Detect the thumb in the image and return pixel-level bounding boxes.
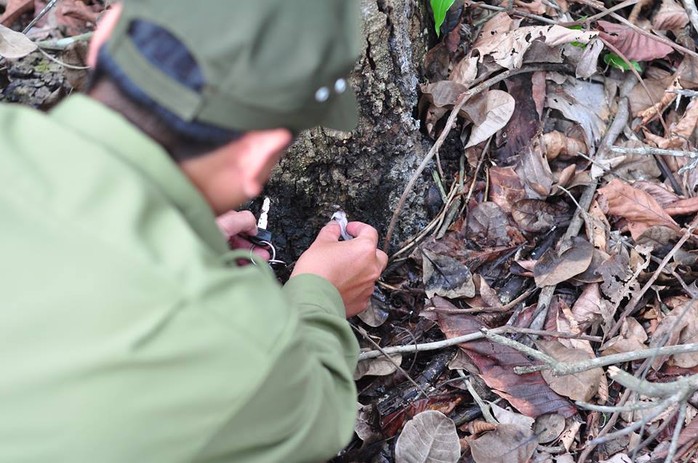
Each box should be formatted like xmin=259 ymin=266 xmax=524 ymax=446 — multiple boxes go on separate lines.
xmin=315 ymin=221 xmax=342 ymax=242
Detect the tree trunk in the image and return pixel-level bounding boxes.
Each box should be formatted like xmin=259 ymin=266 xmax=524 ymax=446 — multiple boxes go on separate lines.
xmin=265 ymin=0 xmax=434 ymax=261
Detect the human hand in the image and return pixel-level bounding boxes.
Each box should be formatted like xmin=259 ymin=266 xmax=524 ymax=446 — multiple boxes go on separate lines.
xmin=216 ymin=210 xmax=270 ymax=261
xmin=291 ymin=221 xmax=388 ymax=317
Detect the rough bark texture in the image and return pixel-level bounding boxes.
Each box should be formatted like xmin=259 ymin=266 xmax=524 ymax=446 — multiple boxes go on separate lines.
xmin=264 ymin=0 xmax=434 ymax=261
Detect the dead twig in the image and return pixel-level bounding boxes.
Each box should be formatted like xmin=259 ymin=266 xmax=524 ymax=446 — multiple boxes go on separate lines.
xmin=481 ymin=330 xmax=698 ymax=375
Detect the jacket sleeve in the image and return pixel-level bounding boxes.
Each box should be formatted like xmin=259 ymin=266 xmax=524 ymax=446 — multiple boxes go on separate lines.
xmin=195 ymin=273 xmax=359 ymax=463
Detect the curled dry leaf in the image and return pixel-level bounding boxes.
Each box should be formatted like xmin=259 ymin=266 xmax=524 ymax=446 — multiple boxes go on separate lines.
xmin=597 ymin=178 xmax=680 ymax=240
xmin=469 ymin=423 xmax=537 ymax=463
xmin=0 ymin=23 xmax=37 ymax=59
xmin=597 ymin=20 xmax=673 ymax=61
xmin=354 ymin=354 xmax=402 ymax=380
xmin=575 ymin=38 xmax=604 ymax=78
xmin=463 ymin=90 xmax=516 ymax=148
xmin=533 ymin=236 xmax=593 ymax=287
xmin=537 ymin=339 xmax=603 ymax=402
xmin=542 ymin=130 xmax=587 ymax=161
xmin=394 ymin=410 xmax=461 ymax=463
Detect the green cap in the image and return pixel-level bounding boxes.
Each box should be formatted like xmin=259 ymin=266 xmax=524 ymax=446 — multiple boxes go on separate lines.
xmin=104 ymin=0 xmax=361 ymax=133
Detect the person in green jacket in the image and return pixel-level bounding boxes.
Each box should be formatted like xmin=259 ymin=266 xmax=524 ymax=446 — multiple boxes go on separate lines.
xmin=0 ymin=1 xmax=388 ymax=462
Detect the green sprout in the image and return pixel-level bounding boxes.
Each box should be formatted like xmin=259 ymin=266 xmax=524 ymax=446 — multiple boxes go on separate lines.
xmin=603 ymin=53 xmax=642 ymax=72
xmin=430 ymin=0 xmax=456 ymax=37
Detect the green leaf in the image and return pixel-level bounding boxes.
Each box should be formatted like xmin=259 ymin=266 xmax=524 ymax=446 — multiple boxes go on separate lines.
xmin=431 ymin=0 xmax=457 ymax=37
xmin=603 ymin=53 xmax=642 ymax=72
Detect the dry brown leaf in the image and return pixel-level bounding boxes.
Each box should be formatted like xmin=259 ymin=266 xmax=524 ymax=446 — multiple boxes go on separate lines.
xmin=466 ymin=202 xmax=513 ymax=247
xmin=0 ymin=23 xmax=37 ymax=59
xmin=652 ymin=0 xmax=689 ymax=30
xmin=473 ymin=12 xmax=518 ymax=49
xmin=601 ymin=317 xmax=648 ymax=356
xmin=571 ymin=283 xmax=606 ymax=328
xmin=422 ymin=248 xmax=476 ymax=299
xmin=546 ymin=77 xmax=609 ymax=149
xmin=434 ymin=298 xmax=577 ymax=418
xmin=633 ymin=181 xmax=679 ymax=208
xmin=469 ymin=424 xmax=537 ymax=463
xmin=596 ymin=252 xmax=634 ymax=306
xmin=473 ymin=19 xmax=598 ymax=70
xmin=463 ymin=90 xmax=516 ymax=148
xmin=516 ymin=144 xmax=554 ymax=198
xmin=597 ymin=178 xmax=681 ymax=239
xmin=489 ymin=166 xmax=526 ymax=214
xmin=533 ymin=413 xmax=566 ymax=444
xmin=491 ymin=403 xmax=535 ymax=430
xmin=597 ymin=20 xmax=674 ymax=61
xmin=533 ymin=236 xmax=593 ymax=287
xmin=450 ymin=56 xmax=478 ymax=87
xmin=670 ymin=97 xmax=698 ymax=140
xmin=537 ymin=340 xmax=603 ymax=402
xmin=542 ymin=131 xmax=587 ymax=161
xmin=650 ymin=299 xmax=698 ymax=369
xmin=511 ymin=199 xmax=571 ymax=234
xmin=665 ymin=196 xmax=698 ymax=216
xmin=627 ymin=67 xmax=674 ymax=116
xmin=394 ymin=411 xmax=461 ymax=463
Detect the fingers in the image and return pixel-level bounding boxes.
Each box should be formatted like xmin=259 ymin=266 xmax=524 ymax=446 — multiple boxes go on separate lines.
xmin=376 ymin=249 xmax=389 ymax=271
xmin=217 ymin=210 xmax=257 ymax=237
xmin=315 ymin=221 xmax=342 ymax=242
xmin=228 ymin=236 xmax=271 ymax=261
xmin=346 ymin=221 xmax=379 ymax=244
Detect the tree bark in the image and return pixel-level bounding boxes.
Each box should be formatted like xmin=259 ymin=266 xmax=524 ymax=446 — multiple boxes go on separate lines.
xmin=265 ymin=0 xmax=434 ymax=260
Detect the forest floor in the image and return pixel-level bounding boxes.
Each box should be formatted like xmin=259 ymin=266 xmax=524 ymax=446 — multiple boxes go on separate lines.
xmin=2 ymin=1 xmax=698 ymax=462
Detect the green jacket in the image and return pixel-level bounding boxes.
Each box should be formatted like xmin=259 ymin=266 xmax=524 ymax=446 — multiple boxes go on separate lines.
xmin=0 ymin=95 xmax=359 ymax=463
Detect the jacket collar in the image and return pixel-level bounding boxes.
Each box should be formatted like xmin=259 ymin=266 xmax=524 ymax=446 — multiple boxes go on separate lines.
xmin=50 ymin=94 xmax=229 ymax=255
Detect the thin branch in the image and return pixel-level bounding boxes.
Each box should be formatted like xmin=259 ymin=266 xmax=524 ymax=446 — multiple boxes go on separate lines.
xmin=358 ymin=327 xmax=506 ymax=361
xmin=481 ymin=330 xmax=698 ymax=376
xmin=609 ymin=145 xmax=698 ymax=159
